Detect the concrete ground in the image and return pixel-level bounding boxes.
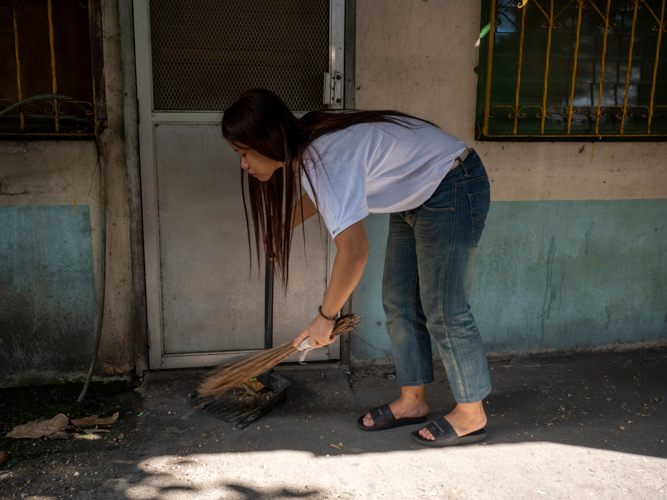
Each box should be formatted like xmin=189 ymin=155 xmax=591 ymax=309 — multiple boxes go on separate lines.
xmin=1 ymin=348 xmax=666 ymax=500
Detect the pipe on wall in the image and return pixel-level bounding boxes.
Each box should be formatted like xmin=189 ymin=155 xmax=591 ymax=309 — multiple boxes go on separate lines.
xmin=117 ymin=0 xmax=149 ymax=377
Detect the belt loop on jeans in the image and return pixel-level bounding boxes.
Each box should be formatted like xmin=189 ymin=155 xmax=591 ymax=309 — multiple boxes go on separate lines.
xmin=454 ymin=148 xmax=471 ymax=177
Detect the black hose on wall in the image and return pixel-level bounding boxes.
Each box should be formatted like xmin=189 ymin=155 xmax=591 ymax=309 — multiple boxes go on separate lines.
xmin=0 ymin=94 xmax=106 ymax=403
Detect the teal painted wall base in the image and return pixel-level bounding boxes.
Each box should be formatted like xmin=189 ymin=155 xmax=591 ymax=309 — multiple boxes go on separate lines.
xmin=354 ymin=199 xmax=667 ymax=362
xmin=0 ymin=205 xmax=96 ymax=379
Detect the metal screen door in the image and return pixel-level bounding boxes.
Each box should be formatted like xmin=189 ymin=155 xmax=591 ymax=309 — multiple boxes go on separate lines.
xmin=134 ymin=0 xmax=345 ymax=369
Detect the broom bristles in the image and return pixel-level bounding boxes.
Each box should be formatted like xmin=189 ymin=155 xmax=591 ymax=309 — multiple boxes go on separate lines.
xmin=197 ymin=314 xmax=361 ymax=399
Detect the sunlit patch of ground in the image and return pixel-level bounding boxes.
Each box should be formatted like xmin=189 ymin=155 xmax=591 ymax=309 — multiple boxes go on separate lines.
xmin=124 ymin=443 xmax=667 ymax=500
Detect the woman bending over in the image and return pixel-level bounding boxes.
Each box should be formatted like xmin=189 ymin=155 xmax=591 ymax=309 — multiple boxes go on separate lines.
xmin=222 ymin=89 xmax=491 ymax=447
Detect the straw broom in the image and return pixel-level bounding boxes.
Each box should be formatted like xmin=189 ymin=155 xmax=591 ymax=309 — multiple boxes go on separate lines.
xmin=197 ymin=314 xmax=361 ymax=399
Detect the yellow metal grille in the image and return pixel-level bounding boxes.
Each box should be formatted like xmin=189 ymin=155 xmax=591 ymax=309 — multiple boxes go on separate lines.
xmin=0 ymin=0 xmax=104 ymax=137
xmin=478 ymin=0 xmax=667 ymax=139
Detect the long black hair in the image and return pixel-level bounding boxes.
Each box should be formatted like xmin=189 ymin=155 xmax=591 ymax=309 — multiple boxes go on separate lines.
xmin=221 ymin=88 xmax=429 ymax=288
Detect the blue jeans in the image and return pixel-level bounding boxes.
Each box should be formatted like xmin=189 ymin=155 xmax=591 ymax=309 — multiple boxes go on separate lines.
xmin=382 ymin=149 xmax=492 ymax=404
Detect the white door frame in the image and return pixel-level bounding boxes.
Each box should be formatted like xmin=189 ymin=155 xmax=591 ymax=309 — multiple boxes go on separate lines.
xmin=133 ymin=0 xmax=345 ymax=369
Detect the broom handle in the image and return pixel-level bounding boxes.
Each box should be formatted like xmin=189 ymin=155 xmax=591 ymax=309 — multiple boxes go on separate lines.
xmin=264 ymin=251 xmax=274 ymax=350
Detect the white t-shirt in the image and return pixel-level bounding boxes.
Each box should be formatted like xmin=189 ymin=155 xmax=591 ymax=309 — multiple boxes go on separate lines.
xmin=300 ymin=118 xmax=467 ymax=238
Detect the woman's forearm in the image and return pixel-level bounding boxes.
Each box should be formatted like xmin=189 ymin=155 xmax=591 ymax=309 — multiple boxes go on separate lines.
xmin=291 ymin=220 xmax=368 ymax=348
xmin=320 ymin=221 xmax=368 ymax=318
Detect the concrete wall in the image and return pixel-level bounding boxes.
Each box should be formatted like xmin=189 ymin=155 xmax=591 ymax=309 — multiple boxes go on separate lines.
xmin=0 ymin=0 xmax=135 ymax=386
xmin=351 ymin=0 xmax=667 ymax=365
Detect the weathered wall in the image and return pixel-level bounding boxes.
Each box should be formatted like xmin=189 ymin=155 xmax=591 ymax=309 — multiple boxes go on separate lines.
xmin=2 ymin=0 xmax=664 ymax=382
xmin=0 ymin=0 xmax=135 ymax=385
xmin=352 ymin=0 xmax=667 ymax=365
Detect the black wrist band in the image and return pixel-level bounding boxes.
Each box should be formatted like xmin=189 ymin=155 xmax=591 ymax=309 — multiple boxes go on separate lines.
xmin=318 ymin=305 xmax=337 ymax=322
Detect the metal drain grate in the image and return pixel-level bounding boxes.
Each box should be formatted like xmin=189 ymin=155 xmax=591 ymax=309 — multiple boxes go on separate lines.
xmin=150 ymin=0 xmax=330 ymax=111
xmin=189 ymin=370 xmax=291 ymax=429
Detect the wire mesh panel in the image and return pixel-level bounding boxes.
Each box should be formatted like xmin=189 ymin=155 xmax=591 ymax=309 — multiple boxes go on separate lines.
xmin=150 ymin=0 xmax=330 ymax=111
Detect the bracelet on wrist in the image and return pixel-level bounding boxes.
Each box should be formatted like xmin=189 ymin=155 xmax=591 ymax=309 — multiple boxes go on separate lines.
xmin=318 ymin=305 xmax=337 ymax=322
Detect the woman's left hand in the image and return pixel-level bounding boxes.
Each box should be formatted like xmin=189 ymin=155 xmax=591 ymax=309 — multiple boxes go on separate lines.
xmin=292 ymin=315 xmax=336 ymax=349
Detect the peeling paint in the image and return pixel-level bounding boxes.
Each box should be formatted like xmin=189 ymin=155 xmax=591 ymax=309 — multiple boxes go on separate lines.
xmin=0 ymin=205 xmax=96 ymax=375
xmin=540 ymin=237 xmax=564 ymax=343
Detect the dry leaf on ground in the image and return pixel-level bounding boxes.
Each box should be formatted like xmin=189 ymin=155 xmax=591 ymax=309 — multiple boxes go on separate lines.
xmin=70 ymin=412 xmax=119 ymax=427
xmin=6 ymin=414 xmax=69 ymax=439
xmin=0 ymin=452 xmax=6 ymax=466
xmin=47 ymin=431 xmax=72 ymax=440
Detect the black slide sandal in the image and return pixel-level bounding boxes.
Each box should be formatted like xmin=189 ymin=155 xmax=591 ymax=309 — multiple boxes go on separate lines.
xmin=411 ymin=417 xmax=487 ymax=447
xmin=357 ymin=404 xmax=426 ymax=431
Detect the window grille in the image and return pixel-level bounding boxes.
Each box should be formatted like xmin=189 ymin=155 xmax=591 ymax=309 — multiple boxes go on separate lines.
xmin=0 ymin=0 xmax=106 ymax=137
xmin=475 ymin=0 xmax=667 ymax=140
xmin=150 ymin=0 xmax=330 ymax=112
